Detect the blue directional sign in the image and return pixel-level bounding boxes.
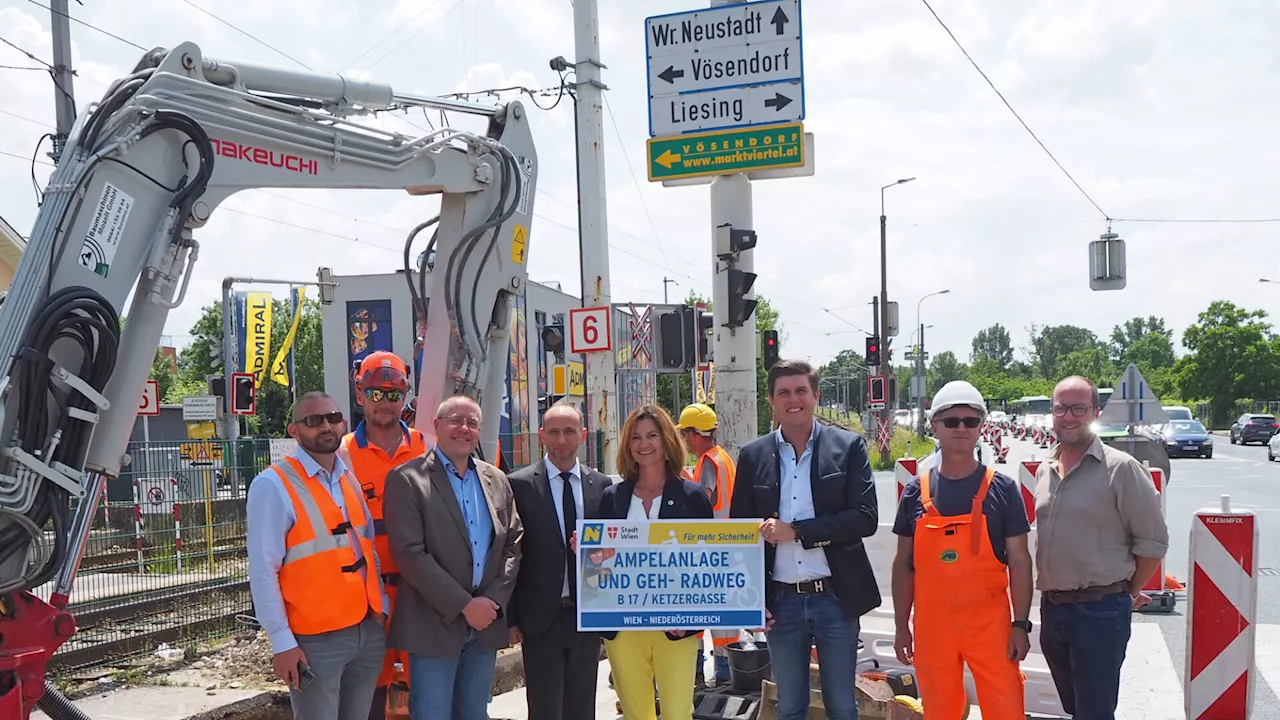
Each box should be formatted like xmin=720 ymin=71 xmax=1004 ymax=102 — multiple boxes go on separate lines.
xmin=646 ymin=0 xmax=804 ymax=138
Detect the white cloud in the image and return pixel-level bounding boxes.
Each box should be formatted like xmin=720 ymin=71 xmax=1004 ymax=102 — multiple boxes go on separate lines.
xmin=0 ymin=0 xmax=1277 ymax=373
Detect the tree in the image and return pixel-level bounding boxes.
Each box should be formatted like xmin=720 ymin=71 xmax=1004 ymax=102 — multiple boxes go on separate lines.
xmin=1056 ymin=345 xmax=1114 ymax=386
xmin=1123 ymin=331 xmax=1176 ymax=372
xmin=970 ymin=324 xmax=1014 ymax=370
xmin=1026 ymin=325 xmax=1100 ymax=380
xmin=1110 ymin=316 xmax=1171 ymax=363
xmin=1178 ymin=301 xmax=1280 ymax=426
xmin=927 ymin=351 xmax=966 ymax=395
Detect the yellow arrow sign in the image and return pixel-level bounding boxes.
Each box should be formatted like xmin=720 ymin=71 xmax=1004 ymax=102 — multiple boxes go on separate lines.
xmin=654 ymin=148 xmax=682 ymax=169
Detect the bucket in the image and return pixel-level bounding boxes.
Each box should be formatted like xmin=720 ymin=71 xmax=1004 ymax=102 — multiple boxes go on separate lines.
xmin=726 ymin=641 xmax=772 ymax=693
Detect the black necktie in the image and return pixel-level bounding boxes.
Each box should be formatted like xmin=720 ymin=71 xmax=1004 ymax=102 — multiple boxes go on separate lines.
xmin=561 ymin=471 xmax=577 ymax=602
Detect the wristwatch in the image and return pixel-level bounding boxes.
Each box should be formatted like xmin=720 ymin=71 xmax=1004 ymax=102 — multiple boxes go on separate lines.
xmin=1012 ymin=620 xmax=1032 ymax=633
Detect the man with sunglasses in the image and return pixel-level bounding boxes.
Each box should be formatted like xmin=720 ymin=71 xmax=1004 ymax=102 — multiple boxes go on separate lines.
xmin=383 ymin=395 xmax=523 ymax=720
xmin=891 ymin=381 xmax=1032 ymax=720
xmin=1034 ymin=376 xmax=1167 ymax=720
xmin=337 ymin=352 xmax=426 ymax=720
xmin=247 ymin=392 xmax=389 ymax=720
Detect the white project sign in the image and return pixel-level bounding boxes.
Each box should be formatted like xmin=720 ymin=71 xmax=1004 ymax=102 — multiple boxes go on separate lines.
xmin=576 ymin=519 xmax=765 ymax=632
xmin=646 ymin=0 xmax=804 ymax=137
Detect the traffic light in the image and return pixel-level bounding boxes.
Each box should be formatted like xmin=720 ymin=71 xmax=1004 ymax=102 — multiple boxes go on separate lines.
xmin=714 ymin=224 xmax=758 ymax=259
xmin=693 ymin=307 xmax=714 ymax=365
xmin=868 ymin=375 xmax=887 ymax=406
xmin=231 ymin=373 xmax=256 ymax=415
xmin=762 ymin=329 xmax=779 ymax=370
xmin=542 ymin=324 xmax=565 ymax=361
xmin=207 ymin=374 xmax=225 ymax=399
xmin=208 ymin=340 xmax=223 ymax=367
xmin=317 ymin=266 xmax=335 ymax=305
xmin=724 ymin=269 xmax=758 ymax=328
xmin=658 ymin=311 xmax=686 ymax=369
xmin=865 ymin=336 xmax=881 ymax=367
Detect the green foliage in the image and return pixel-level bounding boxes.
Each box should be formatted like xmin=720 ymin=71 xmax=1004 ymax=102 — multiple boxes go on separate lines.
xmin=1177 ymin=301 xmax=1280 ymax=426
xmin=970 ymin=324 xmax=1014 ymax=370
xmin=927 ymin=351 xmax=966 ymax=394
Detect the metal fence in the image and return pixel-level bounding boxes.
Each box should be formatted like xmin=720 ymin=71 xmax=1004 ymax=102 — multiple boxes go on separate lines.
xmin=48 ymin=431 xmax=607 ymax=673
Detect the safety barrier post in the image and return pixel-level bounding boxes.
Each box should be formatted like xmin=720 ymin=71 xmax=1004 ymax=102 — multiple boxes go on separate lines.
xmin=894 ymin=458 xmax=918 ymax=502
xmin=132 ymin=479 xmax=144 ymax=572
xmin=1185 ymin=494 xmax=1258 ymax=720
xmin=1138 ymin=462 xmax=1176 ymax=613
xmin=203 ymin=469 xmax=215 ymax=575
xmin=173 ymin=477 xmax=183 ymax=573
xmin=1017 ymin=460 xmax=1040 ymax=524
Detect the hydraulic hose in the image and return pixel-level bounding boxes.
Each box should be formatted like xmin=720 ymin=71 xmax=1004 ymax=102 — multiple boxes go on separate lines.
xmin=36 ymin=681 xmax=94 ymax=720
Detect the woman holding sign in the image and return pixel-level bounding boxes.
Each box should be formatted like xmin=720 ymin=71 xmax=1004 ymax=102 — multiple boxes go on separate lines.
xmin=599 ymin=405 xmax=713 ymax=720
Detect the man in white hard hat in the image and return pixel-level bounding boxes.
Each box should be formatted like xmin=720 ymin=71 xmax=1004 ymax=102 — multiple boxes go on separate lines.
xmin=890 ymin=381 xmax=1033 ymax=720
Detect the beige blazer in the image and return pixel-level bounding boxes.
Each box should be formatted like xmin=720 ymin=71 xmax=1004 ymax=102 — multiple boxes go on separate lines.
xmin=383 ymin=449 xmax=523 ymax=658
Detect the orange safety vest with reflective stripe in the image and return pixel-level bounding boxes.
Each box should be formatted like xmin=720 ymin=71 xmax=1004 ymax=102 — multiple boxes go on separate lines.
xmin=699 ymin=445 xmax=737 ymax=518
xmin=275 ymin=456 xmax=383 ymax=636
xmin=339 ymin=422 xmax=427 ymax=578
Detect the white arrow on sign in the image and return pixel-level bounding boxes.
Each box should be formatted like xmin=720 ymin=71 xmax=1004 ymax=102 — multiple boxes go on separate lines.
xmin=1097 ymin=363 xmax=1170 ymax=426
xmin=649 ymin=81 xmax=805 ymax=138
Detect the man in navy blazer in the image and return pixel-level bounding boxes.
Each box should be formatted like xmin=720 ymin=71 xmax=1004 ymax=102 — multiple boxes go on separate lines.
xmin=730 ymin=359 xmax=880 ymax=720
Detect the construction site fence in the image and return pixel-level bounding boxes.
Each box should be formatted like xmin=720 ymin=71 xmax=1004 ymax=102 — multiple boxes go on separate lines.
xmin=51 ymin=432 xmax=606 ymax=673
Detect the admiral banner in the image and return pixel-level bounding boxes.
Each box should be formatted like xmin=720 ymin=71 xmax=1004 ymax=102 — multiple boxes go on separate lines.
xmin=575 ymin=519 xmax=765 ymax=632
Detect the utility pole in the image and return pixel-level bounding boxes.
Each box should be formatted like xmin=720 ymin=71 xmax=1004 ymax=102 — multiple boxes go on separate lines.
xmin=878 ymin=178 xmax=914 ymax=464
xmin=572 ymin=0 xmax=619 ymax=473
xmin=710 ymin=173 xmax=756 ymax=459
xmin=48 ymin=0 xmax=77 ymax=163
xmin=663 ymin=276 xmax=677 ymax=304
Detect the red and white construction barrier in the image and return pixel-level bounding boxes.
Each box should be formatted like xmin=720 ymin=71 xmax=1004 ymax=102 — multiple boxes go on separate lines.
xmin=1017 ymin=460 xmax=1041 ymax=524
xmin=992 ymin=430 xmax=1008 ymax=463
xmin=1185 ymin=495 xmax=1258 ymax=720
xmin=895 ymin=458 xmax=918 ymax=501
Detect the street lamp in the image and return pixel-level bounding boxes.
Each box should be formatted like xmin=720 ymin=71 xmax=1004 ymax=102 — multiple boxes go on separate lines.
xmin=914 ymin=289 xmax=950 ymax=438
xmin=1261 ymin=278 xmax=1280 ymax=285
xmin=878 ymin=177 xmax=915 ymax=463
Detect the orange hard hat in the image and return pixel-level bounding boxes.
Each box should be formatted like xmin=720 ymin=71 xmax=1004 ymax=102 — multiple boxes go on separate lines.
xmin=356 ymin=351 xmax=408 ymax=391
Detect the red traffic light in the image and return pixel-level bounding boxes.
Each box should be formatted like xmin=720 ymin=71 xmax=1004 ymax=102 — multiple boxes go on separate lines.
xmin=766 ymin=338 xmax=776 ymax=346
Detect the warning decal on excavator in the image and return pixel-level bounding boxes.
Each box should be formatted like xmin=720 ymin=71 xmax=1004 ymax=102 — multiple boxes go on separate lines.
xmin=511 ymin=225 xmax=528 ymax=265
xmin=79 ymin=181 xmax=134 ymax=278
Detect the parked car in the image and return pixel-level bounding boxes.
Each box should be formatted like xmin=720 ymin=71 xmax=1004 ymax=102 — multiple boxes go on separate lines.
xmin=1230 ymin=413 xmax=1278 ymax=445
xmin=1161 ymin=420 xmax=1213 ymax=458
xmin=1267 ymin=432 xmax=1280 ymax=462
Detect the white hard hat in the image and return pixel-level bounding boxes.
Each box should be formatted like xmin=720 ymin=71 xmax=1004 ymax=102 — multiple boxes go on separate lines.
xmin=930 ymin=381 xmax=987 ymax=417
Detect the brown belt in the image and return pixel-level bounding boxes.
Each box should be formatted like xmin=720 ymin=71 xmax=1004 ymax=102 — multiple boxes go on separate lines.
xmin=1043 ymin=581 xmax=1129 ymax=604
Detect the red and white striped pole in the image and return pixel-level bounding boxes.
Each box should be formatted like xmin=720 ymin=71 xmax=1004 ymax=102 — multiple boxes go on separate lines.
xmin=172 ymin=478 xmax=183 ymax=573
xmin=894 ymin=458 xmax=918 ymax=502
xmin=132 ymin=479 xmax=144 ymax=571
xmin=1142 ymin=464 xmax=1167 ymax=594
xmin=1185 ymin=494 xmax=1258 ymax=720
xmin=1018 ymin=460 xmax=1041 ymax=524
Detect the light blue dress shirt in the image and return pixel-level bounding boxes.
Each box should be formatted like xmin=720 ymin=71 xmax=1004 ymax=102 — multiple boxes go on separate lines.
xmin=436 ymin=447 xmax=493 ymax=589
xmin=773 ymin=420 xmax=832 ymax=582
xmin=246 ymin=446 xmax=389 ymax=654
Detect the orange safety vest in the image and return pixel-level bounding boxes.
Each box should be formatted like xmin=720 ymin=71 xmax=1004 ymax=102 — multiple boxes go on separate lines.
xmin=275 ymin=457 xmax=383 ymax=637
xmin=699 ymin=445 xmax=736 ymax=518
xmin=911 ymin=468 xmax=1025 ymax=720
xmin=340 ymin=422 xmax=426 ymax=691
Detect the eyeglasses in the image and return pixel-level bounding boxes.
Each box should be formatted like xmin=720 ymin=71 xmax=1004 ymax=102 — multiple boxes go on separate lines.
xmin=1052 ymin=404 xmax=1093 ymax=418
xmin=363 ymin=388 xmax=404 ymax=403
xmin=440 ymin=414 xmax=481 ymax=430
xmin=939 ymin=416 xmax=982 ymax=429
xmin=298 ymin=412 xmax=345 ymax=428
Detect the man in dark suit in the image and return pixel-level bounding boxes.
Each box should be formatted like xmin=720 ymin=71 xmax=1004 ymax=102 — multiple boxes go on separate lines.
xmin=383 ymin=395 xmax=523 ymax=720
xmin=508 ymin=401 xmax=608 ymax=720
xmin=731 ymin=359 xmax=880 ymax=720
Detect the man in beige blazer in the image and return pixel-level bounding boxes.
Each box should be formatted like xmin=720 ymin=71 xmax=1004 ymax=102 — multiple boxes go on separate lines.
xmin=383 ymin=394 xmax=522 ymax=720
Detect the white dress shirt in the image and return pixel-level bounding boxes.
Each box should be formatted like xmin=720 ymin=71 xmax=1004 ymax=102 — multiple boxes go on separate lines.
xmin=627 ymin=493 xmax=663 ymax=520
xmin=773 ymin=420 xmax=832 ymax=583
xmin=545 ymin=456 xmax=584 ymax=598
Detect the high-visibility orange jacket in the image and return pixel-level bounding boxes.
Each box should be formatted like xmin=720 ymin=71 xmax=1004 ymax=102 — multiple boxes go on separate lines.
xmin=339 ymin=420 xmax=427 ymax=579
xmin=698 ymin=445 xmax=737 ymax=518
xmin=275 ymin=456 xmax=383 ymax=636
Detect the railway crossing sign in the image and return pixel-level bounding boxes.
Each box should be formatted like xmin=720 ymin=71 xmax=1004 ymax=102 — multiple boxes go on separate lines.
xmin=645 ymin=0 xmax=805 ymax=137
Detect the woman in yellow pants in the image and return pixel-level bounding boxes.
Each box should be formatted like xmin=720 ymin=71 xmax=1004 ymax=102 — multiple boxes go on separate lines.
xmin=599 ymin=405 xmax=714 ymax=720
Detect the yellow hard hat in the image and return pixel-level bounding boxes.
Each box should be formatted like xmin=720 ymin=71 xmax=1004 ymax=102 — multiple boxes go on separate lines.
xmin=677 ymin=403 xmax=717 ymax=433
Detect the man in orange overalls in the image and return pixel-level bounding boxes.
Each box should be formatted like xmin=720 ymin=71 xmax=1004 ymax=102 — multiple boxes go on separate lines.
xmin=338 ymin=351 xmax=427 ymax=720
xmin=889 ymin=381 xmax=1033 ymax=719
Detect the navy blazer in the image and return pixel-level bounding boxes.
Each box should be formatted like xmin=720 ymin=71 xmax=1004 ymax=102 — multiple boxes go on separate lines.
xmin=730 ymin=422 xmax=881 ymax=620
xmin=598 ymin=475 xmax=713 ymax=641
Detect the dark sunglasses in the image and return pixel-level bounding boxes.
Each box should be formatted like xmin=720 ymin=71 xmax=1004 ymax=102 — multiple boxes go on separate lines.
xmin=298 ymin=412 xmax=345 ymax=428
xmin=939 ymin=416 xmax=982 ymax=429
xmin=363 ymin=388 xmax=404 ymax=403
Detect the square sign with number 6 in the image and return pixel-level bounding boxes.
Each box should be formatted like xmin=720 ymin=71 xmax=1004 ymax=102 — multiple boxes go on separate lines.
xmin=570 ymin=306 xmax=611 ymax=354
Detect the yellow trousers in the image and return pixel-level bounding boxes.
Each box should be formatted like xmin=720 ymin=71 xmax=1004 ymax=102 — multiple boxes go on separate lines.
xmin=605 ymin=631 xmax=699 ymax=720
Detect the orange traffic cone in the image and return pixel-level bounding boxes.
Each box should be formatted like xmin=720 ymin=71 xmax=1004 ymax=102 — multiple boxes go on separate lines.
xmin=1166 ymin=573 xmax=1185 ymax=591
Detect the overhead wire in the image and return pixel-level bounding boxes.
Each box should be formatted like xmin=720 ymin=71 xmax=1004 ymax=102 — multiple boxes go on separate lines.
xmin=358 ymin=0 xmax=468 ymax=73
xmin=339 ymin=0 xmax=450 ymax=71
xmin=601 ymin=93 xmax=676 ymax=276
xmin=179 ymin=0 xmax=311 ymax=70
xmin=22 ymin=0 xmax=148 ymax=51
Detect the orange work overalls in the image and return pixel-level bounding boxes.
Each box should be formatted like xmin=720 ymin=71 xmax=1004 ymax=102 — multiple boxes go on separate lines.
xmin=912 ymin=467 xmax=1026 ymax=720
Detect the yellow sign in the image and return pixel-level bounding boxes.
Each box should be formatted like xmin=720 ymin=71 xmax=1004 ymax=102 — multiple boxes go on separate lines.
xmin=186 ymin=422 xmax=216 ymax=440
xmin=270 ymin=287 xmax=305 ymax=387
xmin=179 ymin=441 xmax=224 ymax=465
xmin=581 ymin=524 xmax=602 ymax=544
xmin=243 ymin=291 xmax=272 ymax=388
xmin=552 ymin=365 xmax=567 ymax=395
xmin=647 ymin=520 xmax=760 ymax=544
xmin=567 ymin=360 xmax=585 ymax=396
xmin=696 ymin=363 xmax=716 ymax=404
xmin=510 ymin=224 xmax=528 ymax=265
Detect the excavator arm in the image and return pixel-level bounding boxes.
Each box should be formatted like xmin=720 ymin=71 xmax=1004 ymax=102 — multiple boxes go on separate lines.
xmin=0 ymin=42 xmax=537 ymax=718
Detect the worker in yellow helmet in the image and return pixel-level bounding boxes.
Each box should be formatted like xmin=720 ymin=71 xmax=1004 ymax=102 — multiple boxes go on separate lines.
xmin=676 ymin=403 xmax=738 ymax=686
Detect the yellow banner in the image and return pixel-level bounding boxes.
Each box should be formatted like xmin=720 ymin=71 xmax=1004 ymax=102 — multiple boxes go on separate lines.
xmin=270 ymin=288 xmax=305 ymax=386
xmin=244 ymin=291 xmax=272 ymax=388
xmin=647 ymin=521 xmax=760 ymax=545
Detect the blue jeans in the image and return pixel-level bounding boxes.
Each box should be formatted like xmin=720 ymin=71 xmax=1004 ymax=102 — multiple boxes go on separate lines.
xmin=1039 ymin=592 xmax=1132 ymax=720
xmin=408 ymin=631 xmax=497 ymax=720
xmin=767 ymin=588 xmax=859 ymax=720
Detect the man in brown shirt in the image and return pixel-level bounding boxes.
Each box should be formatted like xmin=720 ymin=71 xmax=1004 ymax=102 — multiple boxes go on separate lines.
xmin=1033 ymin=376 xmax=1168 ymax=720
